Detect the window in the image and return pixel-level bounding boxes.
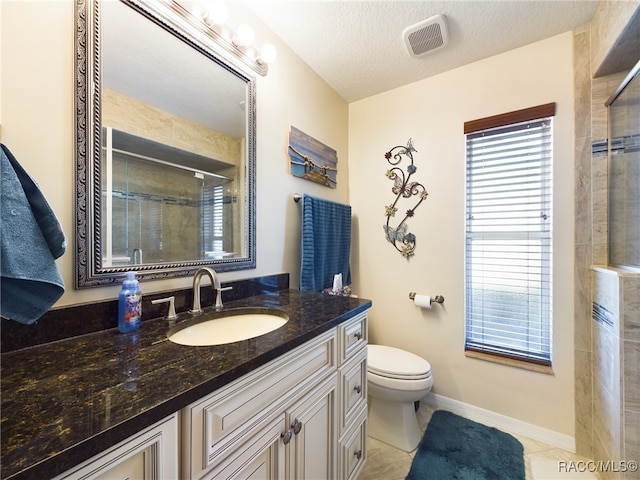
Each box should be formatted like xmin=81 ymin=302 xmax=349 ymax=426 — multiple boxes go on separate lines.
xmin=464 ymin=103 xmax=555 ymax=367
xmin=202 ymin=184 xmax=225 ymax=254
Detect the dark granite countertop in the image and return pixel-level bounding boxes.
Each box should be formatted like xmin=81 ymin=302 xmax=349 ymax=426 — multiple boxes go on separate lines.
xmin=1 ymin=289 xmax=371 ymax=480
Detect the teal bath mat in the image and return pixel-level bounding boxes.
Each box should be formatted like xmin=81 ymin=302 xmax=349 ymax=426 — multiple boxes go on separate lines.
xmin=406 ymin=410 xmax=525 ymax=480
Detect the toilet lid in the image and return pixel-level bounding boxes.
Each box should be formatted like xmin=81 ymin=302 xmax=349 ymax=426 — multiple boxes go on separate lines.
xmin=368 ymin=345 xmax=431 ymax=380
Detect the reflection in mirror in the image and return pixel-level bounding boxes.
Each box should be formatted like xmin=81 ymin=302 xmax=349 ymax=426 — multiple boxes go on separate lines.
xmin=102 ymin=128 xmax=239 ymax=265
xmin=75 ymin=0 xmax=256 ymax=287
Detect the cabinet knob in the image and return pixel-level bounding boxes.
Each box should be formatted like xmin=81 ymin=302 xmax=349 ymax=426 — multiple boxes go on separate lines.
xmin=354 ymin=332 xmax=362 ymax=340
xmin=354 ymin=385 xmax=362 ymax=394
xmin=281 ymin=429 xmax=293 ymax=445
xmin=354 ymin=449 xmax=362 ymax=460
xmin=292 ymin=418 xmax=302 ymax=435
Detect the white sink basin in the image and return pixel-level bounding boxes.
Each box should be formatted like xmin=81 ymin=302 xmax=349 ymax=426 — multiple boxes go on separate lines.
xmin=167 ymin=308 xmax=289 ymax=346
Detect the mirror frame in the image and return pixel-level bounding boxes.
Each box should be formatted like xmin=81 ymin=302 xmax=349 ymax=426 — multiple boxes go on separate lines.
xmin=74 ymin=0 xmax=256 ymax=288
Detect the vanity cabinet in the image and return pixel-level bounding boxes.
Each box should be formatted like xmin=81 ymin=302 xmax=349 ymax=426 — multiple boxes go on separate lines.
xmin=182 ymin=312 xmax=368 ymax=480
xmin=50 ymin=313 xmax=368 ymax=480
xmin=52 ymin=413 xmax=179 ymax=480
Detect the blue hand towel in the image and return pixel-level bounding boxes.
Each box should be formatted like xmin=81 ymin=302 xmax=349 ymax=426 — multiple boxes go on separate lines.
xmin=299 ymin=193 xmax=351 ymax=292
xmin=1 ymin=144 xmax=66 ymax=324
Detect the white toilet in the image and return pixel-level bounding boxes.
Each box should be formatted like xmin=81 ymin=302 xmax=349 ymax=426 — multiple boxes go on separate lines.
xmin=367 ymin=344 xmax=433 ymax=452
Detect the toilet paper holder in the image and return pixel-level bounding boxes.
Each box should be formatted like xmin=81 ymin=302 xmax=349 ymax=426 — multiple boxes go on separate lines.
xmin=409 ymin=292 xmax=445 ymax=304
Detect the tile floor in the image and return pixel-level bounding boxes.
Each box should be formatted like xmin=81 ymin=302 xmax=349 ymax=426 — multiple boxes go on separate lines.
xmin=358 ymin=403 xmax=599 ymax=480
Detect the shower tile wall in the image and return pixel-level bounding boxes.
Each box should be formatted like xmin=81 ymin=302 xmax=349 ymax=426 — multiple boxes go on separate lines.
xmin=589 ymin=70 xmax=640 ymax=479
xmin=103 ymin=88 xmax=242 ymax=165
xmin=573 ymin=4 xmax=640 ymax=476
xmin=592 ymin=268 xmax=622 ymax=470
xmin=573 ymin=26 xmax=594 ymax=456
xmin=592 ymin=269 xmax=640 ymax=479
xmin=622 ymin=277 xmax=640 ymax=477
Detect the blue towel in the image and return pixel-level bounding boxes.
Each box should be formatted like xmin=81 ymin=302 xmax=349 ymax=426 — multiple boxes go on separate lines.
xmin=299 ymin=193 xmax=351 ymax=292
xmin=1 ymin=144 xmax=66 ymax=324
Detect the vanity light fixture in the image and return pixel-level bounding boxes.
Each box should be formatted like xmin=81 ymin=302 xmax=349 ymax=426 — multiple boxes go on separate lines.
xmin=182 ymin=0 xmax=276 ymax=75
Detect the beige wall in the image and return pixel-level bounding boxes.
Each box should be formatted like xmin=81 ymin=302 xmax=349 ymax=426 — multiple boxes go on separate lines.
xmin=0 ymin=0 xmax=349 ymax=304
xmin=349 ymin=33 xmax=576 ymax=437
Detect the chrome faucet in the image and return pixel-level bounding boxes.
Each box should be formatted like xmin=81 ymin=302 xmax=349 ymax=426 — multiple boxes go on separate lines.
xmin=190 ymin=267 xmax=232 ymax=313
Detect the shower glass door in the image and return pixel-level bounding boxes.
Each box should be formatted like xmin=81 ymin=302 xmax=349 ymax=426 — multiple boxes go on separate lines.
xmin=608 ymin=61 xmax=640 ymax=269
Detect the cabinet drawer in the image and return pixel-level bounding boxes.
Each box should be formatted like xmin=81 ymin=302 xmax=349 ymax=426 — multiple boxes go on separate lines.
xmin=182 ymin=329 xmax=336 ymax=479
xmin=338 ymin=347 xmax=367 ymax=436
xmin=337 ymin=312 xmax=367 ymax=365
xmin=338 ymin=405 xmax=367 ymax=480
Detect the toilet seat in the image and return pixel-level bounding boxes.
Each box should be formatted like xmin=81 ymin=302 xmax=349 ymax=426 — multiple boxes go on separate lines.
xmin=368 ymin=345 xmax=431 ymax=380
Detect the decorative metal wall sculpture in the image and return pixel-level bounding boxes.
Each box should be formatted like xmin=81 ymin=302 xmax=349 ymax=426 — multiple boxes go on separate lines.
xmin=383 ymin=139 xmax=428 ymax=258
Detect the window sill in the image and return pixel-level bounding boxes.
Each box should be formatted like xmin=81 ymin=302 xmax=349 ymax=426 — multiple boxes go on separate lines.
xmin=465 ymin=350 xmax=554 ymax=375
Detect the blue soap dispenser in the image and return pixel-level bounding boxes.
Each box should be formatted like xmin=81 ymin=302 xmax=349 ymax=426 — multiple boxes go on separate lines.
xmin=118 ymin=271 xmax=141 ymax=333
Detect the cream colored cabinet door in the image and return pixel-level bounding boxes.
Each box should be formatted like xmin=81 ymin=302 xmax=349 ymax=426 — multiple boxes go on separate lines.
xmin=200 ymin=372 xmax=338 ymax=480
xmin=201 ymin=413 xmax=287 ymax=480
xmin=285 ymin=373 xmax=337 ymax=480
xmin=53 ymin=413 xmax=178 ymax=480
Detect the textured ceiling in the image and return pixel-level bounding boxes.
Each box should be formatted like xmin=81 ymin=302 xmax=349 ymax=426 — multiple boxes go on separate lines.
xmin=245 ymin=0 xmax=600 ymax=102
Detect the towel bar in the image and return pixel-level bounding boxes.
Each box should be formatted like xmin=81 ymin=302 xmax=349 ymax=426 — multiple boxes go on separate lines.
xmin=293 ymin=193 xmax=302 ymax=202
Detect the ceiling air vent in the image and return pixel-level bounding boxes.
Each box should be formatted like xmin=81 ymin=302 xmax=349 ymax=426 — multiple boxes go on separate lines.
xmin=403 ymin=14 xmax=448 ymax=58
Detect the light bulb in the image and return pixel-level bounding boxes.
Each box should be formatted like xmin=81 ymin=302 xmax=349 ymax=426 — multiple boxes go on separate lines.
xmin=203 ymin=0 xmax=228 ymax=26
xmin=234 ymin=24 xmax=255 ymax=47
xmin=258 ymin=43 xmax=278 ymax=65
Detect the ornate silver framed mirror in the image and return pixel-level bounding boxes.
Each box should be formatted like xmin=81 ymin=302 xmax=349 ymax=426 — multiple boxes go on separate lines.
xmin=74 ymin=0 xmax=256 ymax=288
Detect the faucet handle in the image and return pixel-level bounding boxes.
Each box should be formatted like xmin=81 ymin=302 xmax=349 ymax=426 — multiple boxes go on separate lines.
xmin=151 ymin=296 xmax=178 ymax=319
xmin=214 ymin=286 xmax=233 ymax=309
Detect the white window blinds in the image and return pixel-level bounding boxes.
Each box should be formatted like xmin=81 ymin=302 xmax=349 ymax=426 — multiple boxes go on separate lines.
xmin=202 ymin=184 xmax=224 ymax=253
xmin=464 ymin=103 xmax=554 ymax=366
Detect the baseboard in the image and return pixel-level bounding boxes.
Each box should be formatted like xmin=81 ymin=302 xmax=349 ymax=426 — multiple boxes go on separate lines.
xmin=422 ymin=393 xmax=576 ymax=452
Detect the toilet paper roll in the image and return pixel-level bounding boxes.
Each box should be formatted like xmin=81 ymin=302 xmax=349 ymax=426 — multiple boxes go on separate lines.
xmin=413 ymin=294 xmax=432 ymax=309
